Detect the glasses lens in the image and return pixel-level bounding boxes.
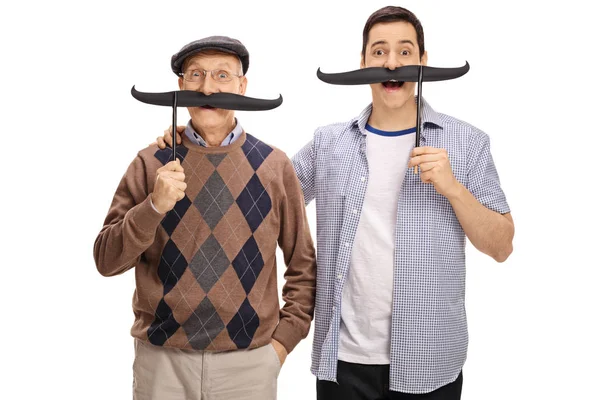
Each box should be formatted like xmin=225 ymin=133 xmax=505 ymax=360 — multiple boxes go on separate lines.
xmin=213 ymin=70 xmax=232 ymax=82
xmin=184 ymin=70 xmax=204 ymax=82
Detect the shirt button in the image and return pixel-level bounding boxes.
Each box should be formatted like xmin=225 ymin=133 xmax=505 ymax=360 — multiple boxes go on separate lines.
xmin=345 ymin=243 xmax=350 ymax=247
xmin=352 ymin=209 xmax=358 ymax=214
xmin=360 ymin=177 xmax=366 ymax=182
xmin=337 ymin=274 xmax=342 ymax=280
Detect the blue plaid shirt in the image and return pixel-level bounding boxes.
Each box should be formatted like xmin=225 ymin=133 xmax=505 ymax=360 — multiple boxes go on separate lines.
xmin=291 ymin=98 xmax=510 ymax=393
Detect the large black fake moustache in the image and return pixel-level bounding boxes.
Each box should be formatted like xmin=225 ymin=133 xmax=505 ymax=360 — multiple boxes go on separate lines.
xmin=131 ymin=86 xmax=283 ymax=111
xmin=131 ymin=86 xmax=282 ymax=163
xmin=316 ymin=62 xmax=469 ymax=85
xmin=316 ymin=61 xmax=470 ymax=149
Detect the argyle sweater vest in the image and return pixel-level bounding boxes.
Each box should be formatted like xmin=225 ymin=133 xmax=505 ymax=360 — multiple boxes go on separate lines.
xmin=94 ymin=131 xmax=316 ymax=353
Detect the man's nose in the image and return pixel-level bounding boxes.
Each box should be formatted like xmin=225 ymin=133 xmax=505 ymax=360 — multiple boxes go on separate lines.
xmin=197 ymin=73 xmax=218 ymax=95
xmin=384 ymin=54 xmax=402 ymax=70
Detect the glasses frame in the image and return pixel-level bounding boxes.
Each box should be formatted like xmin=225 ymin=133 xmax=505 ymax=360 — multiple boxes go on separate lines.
xmin=178 ymin=68 xmax=243 ymax=84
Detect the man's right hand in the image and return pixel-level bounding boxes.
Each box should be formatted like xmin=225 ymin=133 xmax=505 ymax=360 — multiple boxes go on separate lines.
xmin=156 ymin=125 xmax=185 ymax=149
xmin=151 ymin=159 xmax=187 ymax=214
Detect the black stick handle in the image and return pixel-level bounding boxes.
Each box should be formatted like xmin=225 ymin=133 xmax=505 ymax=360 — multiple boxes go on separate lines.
xmin=416 ymin=64 xmax=423 ymax=148
xmin=413 ymin=65 xmax=424 ymax=174
xmin=172 ymin=92 xmax=178 ymax=162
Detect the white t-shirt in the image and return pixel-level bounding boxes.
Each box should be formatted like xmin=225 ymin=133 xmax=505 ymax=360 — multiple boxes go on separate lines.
xmin=338 ymin=124 xmax=416 ymax=365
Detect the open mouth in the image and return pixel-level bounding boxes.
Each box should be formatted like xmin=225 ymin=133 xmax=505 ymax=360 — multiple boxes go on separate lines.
xmin=382 ymin=80 xmax=404 ymax=89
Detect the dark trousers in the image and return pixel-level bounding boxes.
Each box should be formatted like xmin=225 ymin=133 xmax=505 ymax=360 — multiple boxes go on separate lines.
xmin=317 ymin=361 xmax=462 ymax=400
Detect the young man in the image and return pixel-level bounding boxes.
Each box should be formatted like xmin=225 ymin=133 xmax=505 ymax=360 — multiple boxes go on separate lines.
xmin=155 ymin=7 xmax=514 ymax=400
xmin=94 ymin=36 xmax=317 ymax=400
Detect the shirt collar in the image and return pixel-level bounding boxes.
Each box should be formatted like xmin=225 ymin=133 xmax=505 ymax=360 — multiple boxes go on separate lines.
xmin=184 ymin=118 xmax=243 ymax=147
xmin=352 ymin=96 xmax=444 ymax=137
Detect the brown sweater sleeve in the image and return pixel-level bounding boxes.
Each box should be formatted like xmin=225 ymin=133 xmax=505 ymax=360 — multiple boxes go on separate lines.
xmin=93 ymin=154 xmax=165 ymax=277
xmin=271 ymin=158 xmax=317 ymax=354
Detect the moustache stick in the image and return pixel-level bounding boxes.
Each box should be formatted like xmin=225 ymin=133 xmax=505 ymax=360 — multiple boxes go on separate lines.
xmin=131 ymin=86 xmax=283 ymax=161
xmin=316 ymin=62 xmax=470 ymax=172
xmin=415 ymin=65 xmax=423 ymax=173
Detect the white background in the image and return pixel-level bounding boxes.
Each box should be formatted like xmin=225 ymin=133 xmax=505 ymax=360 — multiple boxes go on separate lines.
xmin=1 ymin=0 xmax=599 ymax=399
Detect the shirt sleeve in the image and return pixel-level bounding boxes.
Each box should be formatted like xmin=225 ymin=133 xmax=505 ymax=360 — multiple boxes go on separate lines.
xmin=466 ymin=132 xmax=511 ymax=214
xmin=93 ymin=155 xmax=165 ymax=277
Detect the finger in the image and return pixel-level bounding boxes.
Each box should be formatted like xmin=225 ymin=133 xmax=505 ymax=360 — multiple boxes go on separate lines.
xmin=165 ymin=125 xmax=182 ymax=144
xmin=415 ymin=162 xmax=439 ymax=173
xmin=162 ymin=177 xmax=186 ymax=192
xmin=411 ymin=146 xmax=445 ymax=157
xmin=176 ymin=126 xmax=185 ymax=143
xmin=156 ymin=136 xmax=166 ymax=149
xmin=161 ymin=171 xmax=185 ymax=180
xmin=164 ymin=159 xmax=184 ymax=172
xmin=170 ymin=179 xmax=187 ymax=192
xmin=421 ymin=171 xmax=434 ymax=183
xmin=160 ymin=171 xmax=186 ymax=181
xmin=175 ymin=189 xmax=186 ymax=201
xmin=408 ymin=154 xmax=443 ymax=167
xmin=164 ymin=131 xmax=174 ymax=146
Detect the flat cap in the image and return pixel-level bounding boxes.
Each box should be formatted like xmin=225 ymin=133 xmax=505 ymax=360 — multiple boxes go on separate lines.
xmin=171 ymin=35 xmax=249 ymax=76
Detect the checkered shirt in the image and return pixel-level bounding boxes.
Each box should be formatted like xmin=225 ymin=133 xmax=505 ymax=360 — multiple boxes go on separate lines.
xmin=291 ymin=98 xmax=510 ymax=393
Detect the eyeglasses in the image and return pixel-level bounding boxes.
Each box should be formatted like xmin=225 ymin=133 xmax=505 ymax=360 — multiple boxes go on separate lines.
xmin=179 ymin=69 xmax=242 ymax=84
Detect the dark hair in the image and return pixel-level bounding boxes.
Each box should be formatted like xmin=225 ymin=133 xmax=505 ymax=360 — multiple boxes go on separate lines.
xmin=361 ymin=6 xmax=425 ymax=60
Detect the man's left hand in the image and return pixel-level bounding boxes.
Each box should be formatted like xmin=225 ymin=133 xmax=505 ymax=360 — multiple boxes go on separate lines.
xmin=408 ymin=146 xmax=461 ymax=198
xmin=271 ymin=339 xmax=288 ymax=367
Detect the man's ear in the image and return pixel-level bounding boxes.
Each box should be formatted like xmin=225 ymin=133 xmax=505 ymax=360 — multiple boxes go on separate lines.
xmin=420 ymin=50 xmax=428 ymax=66
xmin=178 ymin=77 xmax=184 ymax=90
xmin=239 ymin=76 xmax=247 ymax=96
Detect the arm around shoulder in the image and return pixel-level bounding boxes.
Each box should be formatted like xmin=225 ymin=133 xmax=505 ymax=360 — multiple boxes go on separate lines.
xmin=290 ymin=132 xmax=319 ymax=206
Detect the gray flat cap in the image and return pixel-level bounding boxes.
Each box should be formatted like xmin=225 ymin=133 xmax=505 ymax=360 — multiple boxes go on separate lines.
xmin=171 ymin=35 xmax=249 ymax=76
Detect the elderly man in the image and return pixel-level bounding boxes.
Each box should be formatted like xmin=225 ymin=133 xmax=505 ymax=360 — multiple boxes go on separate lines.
xmin=158 ymin=6 xmax=514 ymax=399
xmin=94 ymin=36 xmax=317 ymax=400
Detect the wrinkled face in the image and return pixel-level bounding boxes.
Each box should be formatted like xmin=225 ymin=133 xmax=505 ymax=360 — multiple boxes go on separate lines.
xmin=361 ymin=21 xmax=427 ymax=111
xmin=178 ymin=51 xmax=247 ymax=132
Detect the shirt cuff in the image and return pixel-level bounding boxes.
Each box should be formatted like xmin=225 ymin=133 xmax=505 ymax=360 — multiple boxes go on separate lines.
xmin=149 ymin=195 xmax=163 ymax=214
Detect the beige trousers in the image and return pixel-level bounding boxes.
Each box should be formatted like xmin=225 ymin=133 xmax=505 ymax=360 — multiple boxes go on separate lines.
xmin=132 ymin=339 xmax=281 ymax=400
